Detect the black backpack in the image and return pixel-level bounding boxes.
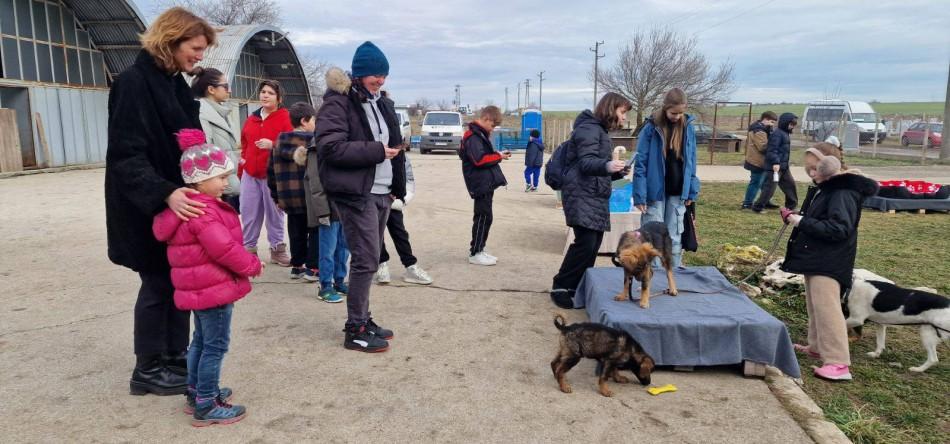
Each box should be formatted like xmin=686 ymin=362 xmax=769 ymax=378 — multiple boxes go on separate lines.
xmin=544 ymin=139 xmax=574 ymax=191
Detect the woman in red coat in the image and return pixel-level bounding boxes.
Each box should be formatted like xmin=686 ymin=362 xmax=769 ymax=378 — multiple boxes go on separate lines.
xmin=239 ymin=80 xmax=293 ymax=265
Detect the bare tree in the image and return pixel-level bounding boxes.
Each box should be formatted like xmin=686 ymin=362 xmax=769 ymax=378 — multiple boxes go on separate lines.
xmin=301 ymin=55 xmax=330 ymax=108
xmin=436 ymin=99 xmax=451 ymax=111
xmin=595 ymin=27 xmax=735 ymax=125
xmin=154 ymin=0 xmax=281 ymax=26
xmin=409 ymin=98 xmax=432 ymax=116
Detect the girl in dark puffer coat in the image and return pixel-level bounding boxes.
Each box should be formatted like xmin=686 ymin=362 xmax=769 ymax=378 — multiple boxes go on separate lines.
xmin=550 ymin=92 xmax=632 ymax=309
xmin=781 ymin=144 xmax=879 ymax=382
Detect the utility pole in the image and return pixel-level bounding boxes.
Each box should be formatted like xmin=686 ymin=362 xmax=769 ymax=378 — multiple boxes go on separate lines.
xmin=454 ymin=84 xmax=461 ymax=112
xmin=504 ymin=87 xmax=509 ymax=114
xmin=516 ymin=81 xmax=521 ymax=116
xmin=590 ymin=41 xmax=604 ymax=108
xmin=525 ymin=78 xmax=531 ymax=109
xmin=538 ymin=71 xmax=545 ymax=113
xmin=942 ymin=61 xmax=950 ymax=160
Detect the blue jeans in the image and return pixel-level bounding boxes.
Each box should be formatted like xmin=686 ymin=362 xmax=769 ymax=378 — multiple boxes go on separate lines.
xmin=319 ymin=221 xmax=350 ymax=288
xmin=640 ymin=195 xmax=686 ymax=267
xmin=187 ymin=303 xmax=233 ymax=400
xmin=743 ymin=170 xmax=767 ymax=206
xmin=524 ymin=166 xmax=541 ymax=187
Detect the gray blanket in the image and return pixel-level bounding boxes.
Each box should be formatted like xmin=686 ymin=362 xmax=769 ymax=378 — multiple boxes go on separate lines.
xmin=574 ymin=266 xmax=801 ymax=378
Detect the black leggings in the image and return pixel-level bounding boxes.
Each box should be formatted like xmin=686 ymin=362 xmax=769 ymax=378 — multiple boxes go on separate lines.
xmin=552 ymin=226 xmax=605 ymax=291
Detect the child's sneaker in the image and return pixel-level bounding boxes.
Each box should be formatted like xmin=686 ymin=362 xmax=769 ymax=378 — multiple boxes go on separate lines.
xmin=302 ymin=268 xmax=319 ymax=282
xmin=318 ymin=287 xmax=344 ymax=303
xmin=334 ymin=282 xmax=349 ymax=296
xmin=468 ymin=252 xmax=496 ymax=266
xmin=270 ymin=243 xmax=291 ymax=267
xmin=184 ymin=387 xmax=233 ymax=415
xmin=525 ymin=184 xmax=531 ymax=192
xmin=366 ymin=317 xmax=393 ymax=340
xmin=813 ymin=364 xmax=852 ymax=381
xmin=290 ymin=267 xmax=306 ymax=279
xmin=191 ymin=397 xmax=247 ymax=427
xmin=375 ymin=262 xmax=391 ymax=284
xmin=403 ymin=265 xmax=433 ymax=285
xmin=343 ymin=324 xmax=389 ymax=352
xmin=793 ymin=343 xmax=820 ymax=359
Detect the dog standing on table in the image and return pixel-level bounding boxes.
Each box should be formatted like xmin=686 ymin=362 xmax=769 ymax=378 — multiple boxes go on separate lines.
xmin=612 ymin=221 xmax=678 ymax=308
xmin=845 ymin=278 xmax=949 ymax=372
xmin=551 ymin=314 xmax=655 ymax=397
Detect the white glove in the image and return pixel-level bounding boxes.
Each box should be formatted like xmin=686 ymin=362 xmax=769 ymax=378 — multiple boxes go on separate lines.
xmin=293 ymin=146 xmax=308 ymax=166
xmin=391 ymin=199 xmax=405 ymax=212
xmin=787 ymin=214 xmax=803 ymax=227
xmin=318 ymin=216 xmax=330 ymax=226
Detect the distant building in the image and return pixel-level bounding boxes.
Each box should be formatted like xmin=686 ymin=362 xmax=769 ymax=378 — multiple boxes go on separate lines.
xmin=0 ymin=0 xmax=147 ymax=170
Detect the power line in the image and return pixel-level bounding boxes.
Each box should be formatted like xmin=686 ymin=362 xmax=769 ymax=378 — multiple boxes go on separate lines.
xmin=693 ymin=0 xmax=778 ymax=36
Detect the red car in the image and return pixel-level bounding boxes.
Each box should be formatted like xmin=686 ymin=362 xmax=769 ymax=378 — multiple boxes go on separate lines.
xmin=901 ymin=122 xmax=943 ymax=147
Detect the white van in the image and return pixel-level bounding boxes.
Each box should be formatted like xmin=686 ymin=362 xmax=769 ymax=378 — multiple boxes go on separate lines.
xmin=394 ymin=106 xmax=411 ymax=150
xmin=801 ymin=100 xmax=887 ymax=143
xmin=419 ymin=111 xmax=464 ymax=154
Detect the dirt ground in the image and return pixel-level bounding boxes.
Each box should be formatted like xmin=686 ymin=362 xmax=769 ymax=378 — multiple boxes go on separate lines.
xmin=0 ymin=153 xmax=812 ymax=443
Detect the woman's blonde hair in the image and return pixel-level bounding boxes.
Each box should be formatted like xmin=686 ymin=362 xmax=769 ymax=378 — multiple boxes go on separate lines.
xmin=653 ymin=88 xmax=688 ymax=159
xmin=140 ymin=7 xmax=216 ymax=73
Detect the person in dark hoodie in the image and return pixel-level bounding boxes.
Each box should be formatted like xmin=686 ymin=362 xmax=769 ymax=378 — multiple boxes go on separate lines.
xmin=524 ymin=129 xmax=545 ymax=192
xmin=752 ymin=112 xmax=798 ymax=212
xmin=460 ymin=105 xmax=511 ymax=266
xmin=780 ymin=144 xmax=878 ymax=382
xmin=741 ymin=111 xmax=778 ymax=209
xmin=550 ymin=92 xmax=632 ymax=309
xmin=314 ymin=42 xmax=406 ymax=353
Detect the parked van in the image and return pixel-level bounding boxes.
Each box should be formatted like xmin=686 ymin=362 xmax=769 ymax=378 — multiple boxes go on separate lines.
xmin=801 ymin=100 xmax=887 ymax=143
xmin=395 ymin=106 xmax=412 ymax=150
xmin=419 ymin=111 xmax=464 ymax=154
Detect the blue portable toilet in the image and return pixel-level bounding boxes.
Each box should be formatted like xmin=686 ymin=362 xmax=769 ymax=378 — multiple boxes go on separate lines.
xmin=521 ymin=109 xmax=542 ymax=140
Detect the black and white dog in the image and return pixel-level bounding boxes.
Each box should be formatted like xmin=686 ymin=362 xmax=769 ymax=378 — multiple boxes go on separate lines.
xmin=844 ymin=278 xmax=949 ymax=372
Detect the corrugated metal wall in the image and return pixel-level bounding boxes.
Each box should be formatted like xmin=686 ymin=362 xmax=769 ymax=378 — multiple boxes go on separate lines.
xmin=29 ymin=85 xmax=107 ymax=166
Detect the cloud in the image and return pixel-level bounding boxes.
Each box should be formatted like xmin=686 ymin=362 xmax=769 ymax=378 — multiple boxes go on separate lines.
xmin=286 ymin=28 xmax=372 ymax=47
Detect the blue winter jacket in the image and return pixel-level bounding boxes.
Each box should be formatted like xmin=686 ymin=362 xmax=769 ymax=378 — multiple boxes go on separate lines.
xmin=765 ymin=112 xmax=797 ymax=171
xmin=633 ymin=114 xmax=700 ymax=205
xmin=525 ymin=139 xmax=544 ymax=167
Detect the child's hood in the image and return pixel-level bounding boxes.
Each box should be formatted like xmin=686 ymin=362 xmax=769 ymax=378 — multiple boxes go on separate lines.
xmin=778 ymin=112 xmax=798 ymax=133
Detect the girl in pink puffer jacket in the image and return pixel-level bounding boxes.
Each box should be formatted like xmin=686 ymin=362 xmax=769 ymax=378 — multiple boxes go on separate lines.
xmin=152 ymin=129 xmax=263 ymax=427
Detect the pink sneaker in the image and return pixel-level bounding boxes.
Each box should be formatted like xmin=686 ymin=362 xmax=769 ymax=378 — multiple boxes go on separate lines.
xmin=813 ymin=364 xmax=852 ymax=381
xmin=793 ymin=343 xmax=820 ymax=359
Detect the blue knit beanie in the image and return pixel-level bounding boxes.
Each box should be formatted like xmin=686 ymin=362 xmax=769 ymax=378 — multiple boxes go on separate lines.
xmin=351 ymin=41 xmax=389 ymax=78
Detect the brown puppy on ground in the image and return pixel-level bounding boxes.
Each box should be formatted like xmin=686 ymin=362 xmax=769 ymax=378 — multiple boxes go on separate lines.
xmin=551 ymin=314 xmax=655 ymax=397
xmin=612 ymin=221 xmax=678 ymax=308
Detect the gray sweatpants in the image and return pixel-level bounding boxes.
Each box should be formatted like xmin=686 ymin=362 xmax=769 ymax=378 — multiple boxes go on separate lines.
xmin=335 ymin=194 xmax=391 ymax=326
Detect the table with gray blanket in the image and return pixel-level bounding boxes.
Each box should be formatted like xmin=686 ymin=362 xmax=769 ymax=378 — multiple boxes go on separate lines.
xmin=573 ymin=266 xmax=801 ymax=378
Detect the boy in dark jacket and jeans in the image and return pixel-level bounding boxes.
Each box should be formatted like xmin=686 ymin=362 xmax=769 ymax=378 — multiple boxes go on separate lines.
xmin=268 ymin=102 xmax=319 ymax=281
xmin=753 ymin=112 xmax=798 ymax=212
xmin=742 ymin=111 xmax=777 ymax=209
xmin=524 ymin=129 xmax=544 ymax=192
xmin=460 ymin=105 xmax=510 ymax=266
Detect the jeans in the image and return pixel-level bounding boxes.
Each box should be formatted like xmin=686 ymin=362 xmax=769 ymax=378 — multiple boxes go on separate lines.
xmin=335 ymin=194 xmax=391 ymax=325
xmin=187 ymin=303 xmax=233 ymax=400
xmin=239 ymin=175 xmax=285 ymax=249
xmin=640 ymin=195 xmax=686 ymax=267
xmin=743 ymin=170 xmax=767 ymax=206
xmin=524 ymin=166 xmax=541 ymax=187
xmin=319 ymin=221 xmax=350 ymax=288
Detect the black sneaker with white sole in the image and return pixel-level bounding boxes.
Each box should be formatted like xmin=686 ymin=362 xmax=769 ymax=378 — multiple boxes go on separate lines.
xmin=343 ymin=324 xmax=389 ymax=353
xmin=366 ymin=318 xmax=393 ymax=340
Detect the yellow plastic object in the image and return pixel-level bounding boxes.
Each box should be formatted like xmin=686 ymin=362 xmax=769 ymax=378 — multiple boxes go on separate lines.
xmin=646 ymin=384 xmax=677 ymax=396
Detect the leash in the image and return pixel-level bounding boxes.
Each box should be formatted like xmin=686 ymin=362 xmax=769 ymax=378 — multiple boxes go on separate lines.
xmin=738 ymin=222 xmax=790 ymax=285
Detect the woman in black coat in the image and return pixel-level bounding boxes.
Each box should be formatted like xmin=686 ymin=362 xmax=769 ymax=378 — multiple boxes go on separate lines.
xmin=104 ymin=8 xmax=216 ymax=395
xmin=550 ymin=92 xmax=632 ymax=309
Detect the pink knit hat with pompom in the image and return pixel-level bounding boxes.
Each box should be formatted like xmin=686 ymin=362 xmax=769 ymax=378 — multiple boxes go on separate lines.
xmin=177 ymin=129 xmax=234 ymax=184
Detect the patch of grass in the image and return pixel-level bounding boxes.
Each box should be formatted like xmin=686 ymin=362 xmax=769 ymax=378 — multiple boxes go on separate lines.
xmin=697 ymin=102 xmax=943 ymax=118
xmin=691 ymin=182 xmax=950 ymax=443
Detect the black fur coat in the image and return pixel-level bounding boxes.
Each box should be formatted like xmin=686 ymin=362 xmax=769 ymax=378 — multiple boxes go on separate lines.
xmin=104 ymin=50 xmax=201 ymax=272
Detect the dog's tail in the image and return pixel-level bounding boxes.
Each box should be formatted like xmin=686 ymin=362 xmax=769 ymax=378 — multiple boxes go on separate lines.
xmin=553 ymin=313 xmax=569 ymax=332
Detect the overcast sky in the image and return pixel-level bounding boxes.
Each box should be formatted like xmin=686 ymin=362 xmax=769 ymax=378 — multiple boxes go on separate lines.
xmin=136 ymin=0 xmax=950 ymax=110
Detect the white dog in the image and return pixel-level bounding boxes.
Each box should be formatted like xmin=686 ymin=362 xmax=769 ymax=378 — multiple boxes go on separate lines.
xmin=844 ymin=278 xmax=949 ymax=372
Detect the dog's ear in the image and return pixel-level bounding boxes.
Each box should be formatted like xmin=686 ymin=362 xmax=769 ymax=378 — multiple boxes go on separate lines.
xmin=641 ymin=243 xmax=662 ymax=259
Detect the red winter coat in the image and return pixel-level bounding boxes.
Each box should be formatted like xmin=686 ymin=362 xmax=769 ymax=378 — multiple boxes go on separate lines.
xmin=239 ymin=107 xmax=293 ymax=179
xmin=152 ymin=193 xmax=262 ymax=310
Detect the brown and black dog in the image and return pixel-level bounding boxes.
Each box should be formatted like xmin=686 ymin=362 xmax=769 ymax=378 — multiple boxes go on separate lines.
xmin=612 ymin=221 xmax=678 ymax=308
xmin=551 ymin=314 xmax=655 ymax=397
